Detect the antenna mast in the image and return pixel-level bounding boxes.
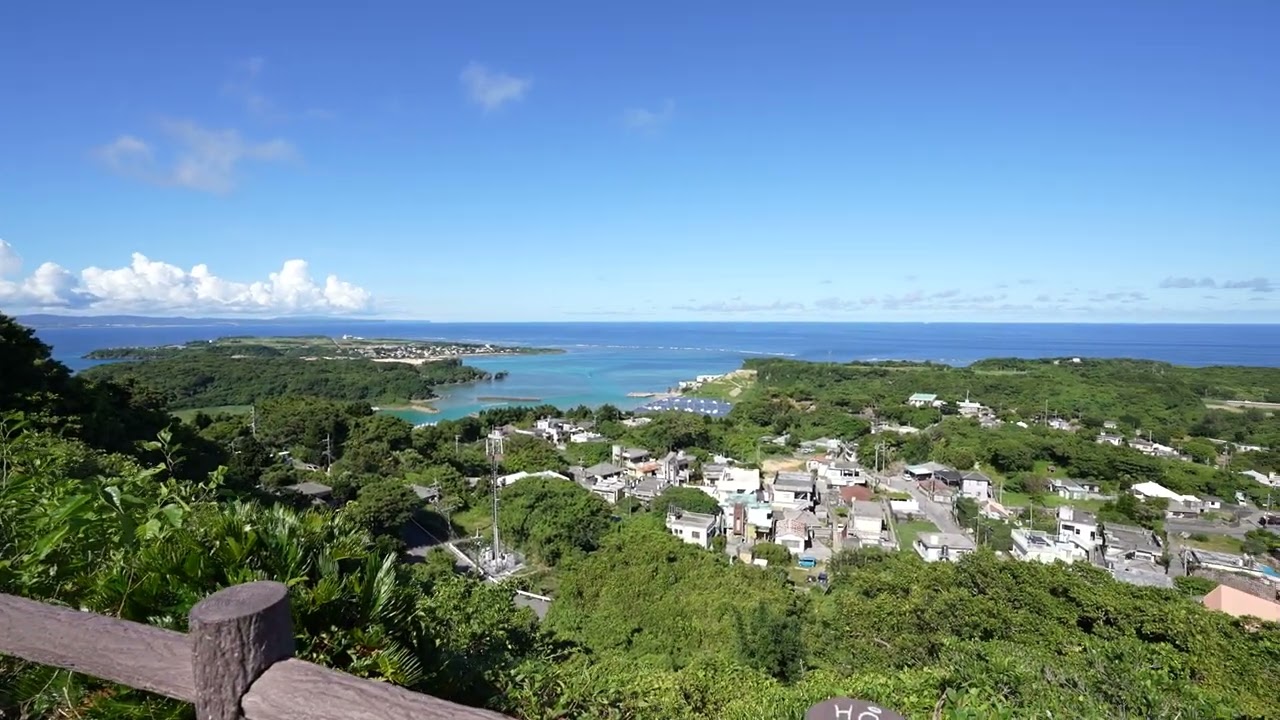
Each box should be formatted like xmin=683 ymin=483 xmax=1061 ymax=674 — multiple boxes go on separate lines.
xmin=485 ymin=431 xmax=505 ymax=563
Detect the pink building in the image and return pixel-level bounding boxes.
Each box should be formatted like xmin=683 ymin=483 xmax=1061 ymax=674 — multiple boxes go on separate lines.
xmin=1202 ymin=585 xmax=1280 ymax=622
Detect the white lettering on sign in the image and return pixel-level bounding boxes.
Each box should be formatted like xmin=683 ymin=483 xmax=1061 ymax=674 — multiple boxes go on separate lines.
xmin=829 ymin=702 xmax=880 ymax=717
xmin=831 ymin=704 xmax=883 ymax=720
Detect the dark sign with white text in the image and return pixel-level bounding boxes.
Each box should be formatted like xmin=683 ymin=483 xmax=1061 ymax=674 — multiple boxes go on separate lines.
xmin=806 ymin=697 xmax=907 ymax=720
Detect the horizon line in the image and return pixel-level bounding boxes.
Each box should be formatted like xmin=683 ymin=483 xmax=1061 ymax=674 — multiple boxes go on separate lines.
xmin=12 ymin=312 xmax=1280 ymax=327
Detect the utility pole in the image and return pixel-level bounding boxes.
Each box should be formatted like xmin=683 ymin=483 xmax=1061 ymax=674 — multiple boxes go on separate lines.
xmin=322 ymin=434 xmax=333 ymax=475
xmin=249 ymin=406 xmax=257 ymax=438
xmin=454 ymin=434 xmax=460 ymax=456
xmin=485 ymin=432 xmax=505 ymax=565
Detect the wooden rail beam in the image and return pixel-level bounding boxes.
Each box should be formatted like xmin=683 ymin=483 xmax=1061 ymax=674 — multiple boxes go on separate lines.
xmin=0 ymin=593 xmax=196 ymax=701
xmin=242 ymin=659 xmax=512 ymax=720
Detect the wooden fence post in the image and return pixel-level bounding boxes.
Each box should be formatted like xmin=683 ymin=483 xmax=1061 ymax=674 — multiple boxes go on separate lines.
xmin=189 ymin=581 xmax=295 ymax=720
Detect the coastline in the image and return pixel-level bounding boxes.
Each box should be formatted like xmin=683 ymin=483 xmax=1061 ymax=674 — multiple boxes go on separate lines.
xmin=375 ymin=401 xmax=439 ymax=414
xmin=369 ymin=348 xmax=562 ymax=366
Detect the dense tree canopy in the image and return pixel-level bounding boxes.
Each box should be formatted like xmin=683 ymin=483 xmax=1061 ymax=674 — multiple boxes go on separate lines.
xmin=82 ymin=350 xmax=487 ymax=408
xmin=651 ymin=485 xmax=722 ymax=516
xmin=497 ymin=477 xmax=613 ymax=566
xmin=500 ymin=434 xmax=566 ymax=474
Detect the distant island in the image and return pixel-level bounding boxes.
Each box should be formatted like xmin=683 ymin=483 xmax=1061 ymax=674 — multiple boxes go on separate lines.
xmin=80 ymin=335 xmax=559 ymax=411
xmin=84 ymin=334 xmax=561 ymax=362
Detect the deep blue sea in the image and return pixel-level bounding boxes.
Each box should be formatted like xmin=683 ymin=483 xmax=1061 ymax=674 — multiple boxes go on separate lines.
xmin=28 ymin=320 xmax=1280 ymax=422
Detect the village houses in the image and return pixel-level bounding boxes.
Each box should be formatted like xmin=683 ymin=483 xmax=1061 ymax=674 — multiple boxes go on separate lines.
xmin=770 ymin=471 xmax=817 ymax=511
xmin=1011 ymin=528 xmax=1087 ymax=564
xmin=665 ymin=508 xmax=719 ymax=549
xmin=914 ymin=532 xmax=976 ymax=563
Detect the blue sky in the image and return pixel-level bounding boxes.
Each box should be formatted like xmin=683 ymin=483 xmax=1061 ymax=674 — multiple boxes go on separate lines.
xmin=1 ymin=0 xmax=1277 ymax=322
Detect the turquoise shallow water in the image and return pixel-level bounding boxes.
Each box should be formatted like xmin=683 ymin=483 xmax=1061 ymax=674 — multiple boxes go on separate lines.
xmin=32 ymin=320 xmax=1280 ymax=425
xmin=379 ymin=347 xmax=746 ymax=423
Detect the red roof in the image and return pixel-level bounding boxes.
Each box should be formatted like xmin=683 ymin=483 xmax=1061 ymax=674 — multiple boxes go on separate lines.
xmin=840 ymin=485 xmax=873 ymax=503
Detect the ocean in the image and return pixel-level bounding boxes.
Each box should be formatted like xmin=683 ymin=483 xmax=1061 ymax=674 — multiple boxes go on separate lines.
xmin=28 ymin=320 xmax=1280 ymax=423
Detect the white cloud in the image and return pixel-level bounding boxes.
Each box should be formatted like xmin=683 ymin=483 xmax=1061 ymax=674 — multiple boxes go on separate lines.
xmin=460 ymin=62 xmax=531 ymax=111
xmin=1220 ymin=277 xmax=1274 ymax=293
xmin=672 ymin=298 xmax=804 ymax=313
xmin=0 ymin=239 xmax=370 ymax=314
xmin=222 ymin=56 xmax=276 ymax=118
xmin=623 ymin=99 xmax=675 ymax=132
xmin=0 ymin=239 xmax=22 ymax=277
xmin=96 ymin=120 xmax=296 ymax=194
xmin=221 ymin=57 xmax=332 ymax=121
xmin=1158 ymin=276 xmax=1274 ymax=292
xmin=96 ymin=135 xmax=154 ymax=177
xmin=814 ymin=297 xmax=872 ymax=311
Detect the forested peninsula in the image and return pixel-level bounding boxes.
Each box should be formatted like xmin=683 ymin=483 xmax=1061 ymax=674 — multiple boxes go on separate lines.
xmin=77 ymin=336 xmax=528 ymax=408
xmin=5 ymin=312 xmax=1280 ymax=719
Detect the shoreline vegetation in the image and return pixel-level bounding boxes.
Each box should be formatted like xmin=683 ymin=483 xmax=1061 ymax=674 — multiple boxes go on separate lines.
xmin=84 ymin=334 xmax=561 ymax=362
xmin=375 ymin=401 xmax=440 ymax=414
xmin=78 ymin=335 xmax=554 ymax=410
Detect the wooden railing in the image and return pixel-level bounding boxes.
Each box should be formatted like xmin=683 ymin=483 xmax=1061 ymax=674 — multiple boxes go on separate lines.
xmin=0 ymin=581 xmax=510 ymax=720
xmin=2 ymin=582 xmax=910 ymax=720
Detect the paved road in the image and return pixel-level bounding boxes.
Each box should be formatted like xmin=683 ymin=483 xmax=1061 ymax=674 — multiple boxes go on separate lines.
xmin=883 ymin=474 xmax=966 ymax=536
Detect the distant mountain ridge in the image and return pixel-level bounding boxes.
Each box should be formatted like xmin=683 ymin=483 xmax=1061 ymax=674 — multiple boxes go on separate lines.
xmin=18 ymin=314 xmax=403 ymax=328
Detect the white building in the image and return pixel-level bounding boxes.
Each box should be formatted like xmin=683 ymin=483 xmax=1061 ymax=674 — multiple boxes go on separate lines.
xmin=1011 ymin=528 xmax=1087 ymax=564
xmin=775 ymin=515 xmax=812 ymax=554
xmin=589 ymin=477 xmax=627 ymax=504
xmin=960 ymin=471 xmax=991 ymax=501
xmin=1056 ymin=506 xmax=1100 ymax=553
xmin=1050 ymin=478 xmax=1088 ymax=501
xmin=710 ymin=466 xmax=762 ymax=494
xmin=957 ymin=400 xmax=985 ymax=417
xmin=495 ymin=470 xmax=570 ymax=488
xmin=850 ymin=500 xmax=884 ymax=542
xmin=907 ymin=392 xmax=939 ymax=408
xmin=1183 ymin=548 xmax=1276 ymax=581
xmin=825 ymin=460 xmax=865 ymax=487
xmin=1241 ymin=470 xmax=1280 ymax=488
xmin=1130 ymin=481 xmax=1199 ymax=505
xmin=666 ymin=509 xmax=719 ymax=549
xmin=770 ymin=472 xmax=816 ymax=511
xmin=913 ymin=532 xmax=975 ymax=563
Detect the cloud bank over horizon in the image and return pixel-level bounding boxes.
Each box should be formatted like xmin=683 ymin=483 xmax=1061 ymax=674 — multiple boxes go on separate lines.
xmin=0 ymin=239 xmax=371 ymax=315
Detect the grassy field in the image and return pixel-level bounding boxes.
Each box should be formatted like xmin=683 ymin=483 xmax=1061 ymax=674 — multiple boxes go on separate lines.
xmin=997 ymin=490 xmax=1107 ymax=512
xmin=972 ymin=369 xmax=1030 ymax=376
xmin=1182 ymin=533 xmax=1246 ymax=553
xmin=687 ymin=369 xmax=757 ymax=400
xmin=170 ymin=405 xmax=253 ymax=422
xmin=894 ymin=519 xmax=939 ymax=550
xmin=451 ymin=505 xmax=494 ymax=537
